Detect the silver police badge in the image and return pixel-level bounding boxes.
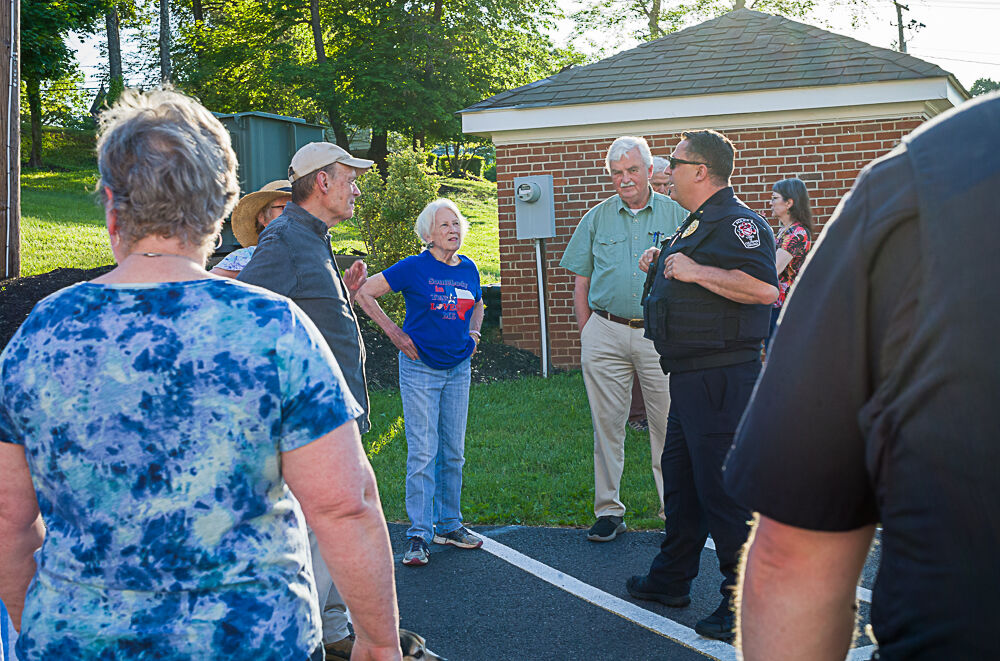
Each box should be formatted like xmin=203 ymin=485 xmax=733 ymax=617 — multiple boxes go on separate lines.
xmin=733 ymin=218 xmax=760 ymax=248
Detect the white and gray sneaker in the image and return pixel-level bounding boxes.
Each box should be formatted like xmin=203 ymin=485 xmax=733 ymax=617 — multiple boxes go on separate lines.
xmin=432 ymin=526 xmax=483 ymax=549
xmin=402 ymin=536 xmax=430 ymax=566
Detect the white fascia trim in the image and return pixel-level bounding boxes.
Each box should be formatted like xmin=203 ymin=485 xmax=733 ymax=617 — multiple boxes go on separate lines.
xmin=483 ymin=101 xmax=931 ymax=145
xmin=463 ymin=77 xmax=962 ymax=144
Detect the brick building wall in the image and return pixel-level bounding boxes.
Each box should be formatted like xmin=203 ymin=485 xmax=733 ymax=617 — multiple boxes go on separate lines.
xmin=495 ymin=115 xmax=925 ymax=368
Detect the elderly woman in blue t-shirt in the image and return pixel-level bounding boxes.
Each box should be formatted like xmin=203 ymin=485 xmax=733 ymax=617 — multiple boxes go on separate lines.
xmin=356 ymin=198 xmax=485 ymax=568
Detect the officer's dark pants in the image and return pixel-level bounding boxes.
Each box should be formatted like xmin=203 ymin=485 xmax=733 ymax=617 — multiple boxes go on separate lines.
xmin=645 ymin=359 xmax=758 ymax=598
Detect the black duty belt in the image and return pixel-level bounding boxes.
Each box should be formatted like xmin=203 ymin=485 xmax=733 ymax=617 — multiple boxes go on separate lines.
xmin=593 ymin=309 xmax=644 ymax=329
xmin=659 ymin=348 xmax=760 ymax=374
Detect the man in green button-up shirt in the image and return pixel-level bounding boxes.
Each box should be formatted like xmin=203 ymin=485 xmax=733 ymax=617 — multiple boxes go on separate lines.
xmin=560 ymin=136 xmax=686 ymax=542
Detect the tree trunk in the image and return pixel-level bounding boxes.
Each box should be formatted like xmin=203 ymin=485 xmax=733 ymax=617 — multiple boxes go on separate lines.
xmin=450 ymin=141 xmax=463 ymax=177
xmin=328 ymin=107 xmax=350 ymax=149
xmin=26 ymin=78 xmax=43 ymax=168
xmin=107 ymin=7 xmax=122 ymax=81
xmin=160 ymin=0 xmax=172 ymax=84
xmin=191 ymin=0 xmax=205 ymax=55
xmin=367 ymin=129 xmax=389 ymax=174
xmin=310 ymin=0 xmax=326 ymax=62
xmin=648 ymin=0 xmax=661 ymax=38
xmin=309 ymin=0 xmax=351 ymax=148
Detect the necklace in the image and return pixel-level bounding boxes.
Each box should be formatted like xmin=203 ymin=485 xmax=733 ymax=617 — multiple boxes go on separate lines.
xmin=128 ymin=252 xmax=201 ymax=265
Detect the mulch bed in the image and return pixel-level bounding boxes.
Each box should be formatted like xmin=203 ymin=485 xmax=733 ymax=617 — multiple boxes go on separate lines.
xmin=0 ymin=266 xmax=543 ymax=389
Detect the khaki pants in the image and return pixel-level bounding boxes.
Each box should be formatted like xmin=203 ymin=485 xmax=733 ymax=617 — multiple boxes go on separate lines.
xmin=581 ymin=313 xmax=668 ymax=520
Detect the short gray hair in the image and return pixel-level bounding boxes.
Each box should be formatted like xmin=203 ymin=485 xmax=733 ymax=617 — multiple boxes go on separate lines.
xmin=414 ymin=198 xmax=468 ymax=245
xmin=96 ymin=88 xmax=240 ymax=255
xmin=291 ymin=163 xmax=340 ymax=204
xmin=605 ymin=136 xmax=652 ymax=173
xmin=651 ymin=156 xmax=669 ymax=174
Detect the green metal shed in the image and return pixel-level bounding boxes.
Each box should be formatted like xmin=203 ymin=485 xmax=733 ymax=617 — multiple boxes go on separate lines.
xmin=213 ymin=111 xmax=327 ymax=251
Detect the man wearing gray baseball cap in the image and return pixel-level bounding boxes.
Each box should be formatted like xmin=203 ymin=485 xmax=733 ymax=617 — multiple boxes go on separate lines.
xmin=238 ymin=141 xmax=376 ymax=659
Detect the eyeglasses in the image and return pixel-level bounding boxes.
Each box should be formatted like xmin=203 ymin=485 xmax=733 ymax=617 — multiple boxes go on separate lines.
xmin=668 ymin=156 xmax=709 ymax=170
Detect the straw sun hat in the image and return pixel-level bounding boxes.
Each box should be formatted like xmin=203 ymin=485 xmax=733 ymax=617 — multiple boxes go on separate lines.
xmin=231 ymin=179 xmax=292 ymax=248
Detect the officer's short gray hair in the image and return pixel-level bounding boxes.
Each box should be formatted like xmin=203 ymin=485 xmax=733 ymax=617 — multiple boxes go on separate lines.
xmin=651 ymin=156 xmax=669 ymax=174
xmin=414 ymin=198 xmax=469 ymax=245
xmin=97 ymin=88 xmax=239 ymax=256
xmin=605 ymin=136 xmax=652 ymax=173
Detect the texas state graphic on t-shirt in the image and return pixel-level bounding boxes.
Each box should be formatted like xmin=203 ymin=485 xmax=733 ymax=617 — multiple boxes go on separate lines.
xmin=429 ymin=282 xmax=476 ymax=320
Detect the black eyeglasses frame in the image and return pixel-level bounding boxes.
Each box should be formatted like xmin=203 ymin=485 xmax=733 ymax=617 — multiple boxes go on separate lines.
xmin=667 ymin=156 xmax=710 ymax=170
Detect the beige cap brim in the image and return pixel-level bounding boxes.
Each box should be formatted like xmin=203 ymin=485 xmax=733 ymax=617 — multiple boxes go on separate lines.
xmin=232 ymin=189 xmax=292 ymax=248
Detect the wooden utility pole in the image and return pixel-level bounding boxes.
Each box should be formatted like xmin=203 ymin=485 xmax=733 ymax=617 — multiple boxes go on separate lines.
xmin=1 ymin=0 xmax=20 ymax=280
xmin=894 ymin=0 xmax=908 ymax=53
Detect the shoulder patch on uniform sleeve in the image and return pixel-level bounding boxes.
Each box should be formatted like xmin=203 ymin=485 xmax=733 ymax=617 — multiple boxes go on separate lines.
xmin=732 ymin=218 xmax=761 ymax=248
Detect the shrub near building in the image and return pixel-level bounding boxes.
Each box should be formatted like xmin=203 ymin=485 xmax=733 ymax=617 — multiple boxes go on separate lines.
xmin=354 ymin=147 xmax=439 ymax=326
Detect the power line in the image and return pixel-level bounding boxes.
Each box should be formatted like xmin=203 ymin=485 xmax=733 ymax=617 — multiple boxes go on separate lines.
xmin=913 ymin=2 xmax=1000 ymax=8
xmin=915 ymin=54 xmax=1000 ymax=66
xmin=912 ymin=47 xmax=1000 ymax=57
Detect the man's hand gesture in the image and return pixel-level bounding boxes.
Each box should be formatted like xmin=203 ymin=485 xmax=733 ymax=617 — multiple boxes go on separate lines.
xmin=344 ymin=260 xmax=368 ymax=300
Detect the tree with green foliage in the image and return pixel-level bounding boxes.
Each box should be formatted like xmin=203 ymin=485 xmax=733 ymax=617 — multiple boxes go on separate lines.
xmin=19 ymin=68 xmax=92 ymax=130
xmin=173 ymin=0 xmax=324 ymax=123
xmin=22 ymin=0 xmax=110 ymax=166
xmin=171 ymin=0 xmax=580 ymax=168
xmin=571 ymin=0 xmax=868 ymax=57
xmin=970 ymin=78 xmax=1000 ymax=97
xmin=353 ymin=147 xmax=439 ymax=324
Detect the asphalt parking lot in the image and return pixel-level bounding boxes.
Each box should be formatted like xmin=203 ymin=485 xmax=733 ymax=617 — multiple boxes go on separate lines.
xmin=0 ymin=525 xmax=881 ymax=661
xmin=390 ymin=523 xmax=881 ymax=660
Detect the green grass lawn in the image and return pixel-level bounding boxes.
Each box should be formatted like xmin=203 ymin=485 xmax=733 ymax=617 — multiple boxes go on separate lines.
xmin=367 ymin=371 xmax=663 ymax=531
xmin=20 ymin=168 xmax=113 ymax=277
xmin=20 ymin=167 xmax=500 ymax=283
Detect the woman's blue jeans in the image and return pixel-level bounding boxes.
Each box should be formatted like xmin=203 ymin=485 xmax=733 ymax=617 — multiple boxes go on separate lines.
xmin=398 ymin=352 xmax=472 ymax=542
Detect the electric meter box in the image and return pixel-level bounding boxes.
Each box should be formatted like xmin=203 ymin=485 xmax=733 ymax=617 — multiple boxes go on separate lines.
xmin=514 ymin=174 xmax=556 ymax=240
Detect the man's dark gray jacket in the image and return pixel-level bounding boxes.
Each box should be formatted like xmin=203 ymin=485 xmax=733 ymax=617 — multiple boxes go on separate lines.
xmin=238 ymin=201 xmax=370 ymax=433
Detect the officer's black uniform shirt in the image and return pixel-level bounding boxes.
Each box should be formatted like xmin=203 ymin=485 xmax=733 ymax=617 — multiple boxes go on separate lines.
xmin=644 ymin=187 xmax=776 ymax=363
xmin=725 ymin=93 xmax=1000 ymax=660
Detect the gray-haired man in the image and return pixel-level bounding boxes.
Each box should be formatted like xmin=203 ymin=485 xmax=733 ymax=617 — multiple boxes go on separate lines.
xmin=238 ymin=142 xmax=373 ymax=659
xmin=560 ymin=136 xmax=687 ymax=541
xmin=651 ymin=156 xmax=670 ymax=195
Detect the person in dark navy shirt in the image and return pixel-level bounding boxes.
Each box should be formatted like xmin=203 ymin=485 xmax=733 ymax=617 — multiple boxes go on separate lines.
xmin=626 ymin=130 xmax=777 ymax=642
xmin=727 ymin=94 xmax=1000 ymax=660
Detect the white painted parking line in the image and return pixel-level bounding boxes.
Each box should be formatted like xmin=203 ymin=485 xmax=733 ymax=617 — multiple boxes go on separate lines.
xmin=474 ymin=528 xmax=876 ymax=661
xmin=473 ymin=528 xmax=738 ymax=660
xmin=704 ymin=537 xmax=873 ymax=604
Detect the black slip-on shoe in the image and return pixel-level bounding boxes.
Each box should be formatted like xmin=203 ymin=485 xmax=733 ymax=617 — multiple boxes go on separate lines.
xmin=587 ymin=515 xmax=626 ymax=542
xmin=625 ymin=575 xmax=691 ymax=608
xmin=694 ymin=597 xmax=736 ymax=641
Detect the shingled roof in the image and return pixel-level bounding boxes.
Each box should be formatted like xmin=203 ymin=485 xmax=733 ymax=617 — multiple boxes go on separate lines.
xmin=461 ymin=9 xmax=954 ymax=113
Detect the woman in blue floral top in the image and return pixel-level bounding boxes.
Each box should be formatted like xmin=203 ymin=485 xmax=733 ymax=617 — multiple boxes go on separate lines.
xmin=767 ymin=177 xmax=814 ymax=347
xmin=0 ymin=90 xmax=401 ymax=661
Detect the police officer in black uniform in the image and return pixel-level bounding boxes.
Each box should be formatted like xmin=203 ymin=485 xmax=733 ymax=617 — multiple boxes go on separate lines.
xmin=625 ymin=130 xmax=778 ymax=641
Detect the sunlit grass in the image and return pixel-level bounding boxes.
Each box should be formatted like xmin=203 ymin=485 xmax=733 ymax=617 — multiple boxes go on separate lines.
xmin=19 ymin=167 xmax=499 ymax=284
xmin=20 ymin=168 xmax=113 ymax=277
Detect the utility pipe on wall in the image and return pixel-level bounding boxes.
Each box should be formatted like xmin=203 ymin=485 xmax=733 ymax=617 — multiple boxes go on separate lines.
xmin=534 ymin=238 xmax=549 ymax=378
